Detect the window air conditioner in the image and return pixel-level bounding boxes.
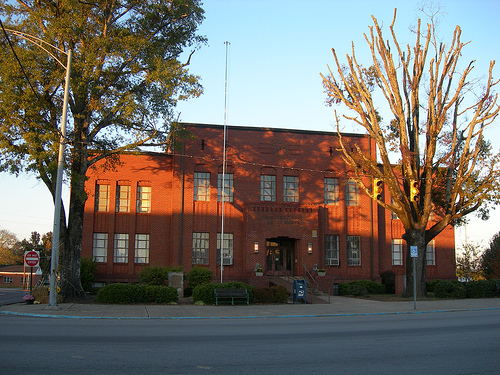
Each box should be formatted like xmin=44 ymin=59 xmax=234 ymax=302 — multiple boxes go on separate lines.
xmin=327 ymin=258 xmax=339 ymax=266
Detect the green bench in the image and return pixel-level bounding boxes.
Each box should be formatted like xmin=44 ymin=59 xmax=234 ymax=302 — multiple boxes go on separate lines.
xmin=214 ymin=288 xmax=249 ymax=305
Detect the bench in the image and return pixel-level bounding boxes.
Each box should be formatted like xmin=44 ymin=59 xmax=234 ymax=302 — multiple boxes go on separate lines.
xmin=214 ymin=288 xmax=249 ymax=306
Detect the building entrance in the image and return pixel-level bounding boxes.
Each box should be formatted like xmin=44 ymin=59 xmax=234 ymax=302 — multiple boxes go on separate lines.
xmin=266 ymin=238 xmax=295 ymax=276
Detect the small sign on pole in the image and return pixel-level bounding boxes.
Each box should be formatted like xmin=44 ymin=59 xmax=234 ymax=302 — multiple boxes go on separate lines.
xmin=410 ymin=246 xmax=418 ymax=258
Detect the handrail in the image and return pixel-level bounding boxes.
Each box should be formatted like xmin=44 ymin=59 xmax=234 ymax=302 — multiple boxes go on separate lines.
xmin=303 ymin=265 xmax=318 ymax=290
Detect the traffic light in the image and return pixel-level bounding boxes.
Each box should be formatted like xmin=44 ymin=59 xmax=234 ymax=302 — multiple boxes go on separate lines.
xmin=373 ymin=178 xmax=383 ymax=200
xmin=410 ymin=180 xmax=419 ymax=202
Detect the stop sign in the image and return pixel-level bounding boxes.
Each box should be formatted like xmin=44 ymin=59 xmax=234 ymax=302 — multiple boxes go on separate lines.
xmin=24 ymin=251 xmax=40 ymax=267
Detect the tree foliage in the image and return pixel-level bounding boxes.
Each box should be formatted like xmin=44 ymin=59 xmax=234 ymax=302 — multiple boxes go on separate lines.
xmin=456 ymin=242 xmax=484 ymax=281
xmin=322 ymin=8 xmax=500 ymax=296
xmin=0 ymin=229 xmax=21 ymax=265
xmin=0 ymin=1 xmax=205 ymax=299
xmin=481 ymin=231 xmax=500 ymax=279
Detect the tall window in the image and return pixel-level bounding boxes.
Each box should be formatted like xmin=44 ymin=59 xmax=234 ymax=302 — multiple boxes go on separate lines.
xmin=114 ymin=233 xmax=129 ymax=263
xmin=217 ymin=233 xmax=234 ymax=265
xmin=194 ymin=172 xmax=210 ymax=201
xmin=392 ymin=239 xmax=403 ymax=266
xmin=325 ymin=235 xmax=339 ymax=266
xmin=95 ymin=184 xmax=110 ymax=212
xmin=92 ymin=233 xmax=108 ymax=262
xmin=260 ymin=175 xmax=276 ymax=201
xmin=347 ymin=235 xmax=361 ymax=266
xmin=283 ymin=176 xmax=299 ymax=202
xmin=218 ymin=173 xmax=233 ymax=202
xmin=115 ymin=185 xmax=130 ymax=213
xmin=346 ymin=180 xmax=359 ymax=206
xmin=324 ymin=178 xmax=339 ymax=205
xmin=426 ymin=240 xmax=436 ymax=265
xmin=136 ymin=186 xmax=151 ymax=213
xmin=192 ymin=232 xmax=209 ymax=265
xmin=134 ymin=234 xmax=150 ymax=264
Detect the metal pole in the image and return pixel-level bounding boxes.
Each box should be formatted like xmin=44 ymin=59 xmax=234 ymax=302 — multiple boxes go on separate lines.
xmin=413 ymin=257 xmax=417 ymax=310
xmin=49 ymin=49 xmax=72 ymax=307
xmin=220 ymin=41 xmax=230 ymax=283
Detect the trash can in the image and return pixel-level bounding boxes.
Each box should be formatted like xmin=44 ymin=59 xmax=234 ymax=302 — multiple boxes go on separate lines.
xmin=293 ymin=279 xmax=306 ymax=304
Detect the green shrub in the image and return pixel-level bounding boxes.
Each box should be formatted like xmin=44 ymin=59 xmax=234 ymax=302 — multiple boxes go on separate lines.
xmin=80 ymin=257 xmax=98 ymax=293
xmin=96 ymin=283 xmax=178 ymax=304
xmin=188 ymin=266 xmax=213 ymax=289
xmin=426 ymin=280 xmax=441 ymax=294
xmin=464 ymin=279 xmax=499 ymax=298
xmin=255 ymin=285 xmax=290 ymax=303
xmin=192 ymin=282 xmax=254 ymax=304
xmin=433 ymin=280 xmax=466 ymax=299
xmin=338 ymin=280 xmax=386 ymax=296
xmin=138 ymin=265 xmax=183 ymax=286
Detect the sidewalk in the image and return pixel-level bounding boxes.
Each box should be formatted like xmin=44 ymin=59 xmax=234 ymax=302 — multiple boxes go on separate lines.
xmin=1 ymin=297 xmax=499 ymax=319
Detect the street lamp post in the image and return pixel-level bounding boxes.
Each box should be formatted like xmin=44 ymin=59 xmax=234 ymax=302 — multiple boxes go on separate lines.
xmin=2 ymin=28 xmax=72 ymax=307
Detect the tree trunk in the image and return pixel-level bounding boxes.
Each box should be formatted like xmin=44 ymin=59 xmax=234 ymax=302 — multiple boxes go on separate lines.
xmin=59 ymin=153 xmax=88 ymax=300
xmin=403 ymin=229 xmax=427 ymax=298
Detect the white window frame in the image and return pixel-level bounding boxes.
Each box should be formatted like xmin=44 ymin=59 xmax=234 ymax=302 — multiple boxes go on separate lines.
xmin=3 ymin=276 xmax=13 ymax=283
xmin=95 ymin=184 xmax=110 ymax=212
xmin=260 ymin=175 xmax=276 ymax=201
xmin=194 ymin=172 xmax=210 ymax=201
xmin=92 ymin=233 xmax=108 ymax=263
xmin=217 ymin=233 xmax=234 ymax=265
xmin=324 ymin=178 xmax=339 ymax=205
xmin=283 ymin=176 xmax=299 ymax=202
xmin=136 ymin=186 xmax=151 ymax=213
xmin=347 ymin=235 xmax=361 ymax=266
xmin=426 ymin=240 xmax=436 ymax=266
xmin=192 ymin=232 xmax=209 ymax=265
xmin=392 ymin=239 xmax=403 ymax=266
xmin=346 ymin=180 xmax=359 ymax=206
xmin=115 ymin=185 xmax=130 ymax=213
xmin=325 ymin=235 xmax=339 ymax=265
xmin=218 ymin=173 xmax=233 ymax=202
xmin=134 ymin=234 xmax=150 ymax=264
xmin=114 ymin=233 xmax=129 ymax=263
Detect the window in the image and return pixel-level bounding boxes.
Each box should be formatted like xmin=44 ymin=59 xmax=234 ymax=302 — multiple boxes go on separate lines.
xmin=136 ymin=186 xmax=151 ymax=213
xmin=95 ymin=184 xmax=110 ymax=212
xmin=192 ymin=232 xmax=209 ymax=265
xmin=347 ymin=235 xmax=361 ymax=266
xmin=426 ymin=240 xmax=436 ymax=265
xmin=325 ymin=235 xmax=339 ymax=266
xmin=194 ymin=172 xmax=210 ymax=201
xmin=283 ymin=176 xmax=298 ymax=202
xmin=134 ymin=234 xmax=150 ymax=264
xmin=324 ymin=178 xmax=339 ymax=205
xmin=115 ymin=185 xmax=130 ymax=213
xmin=217 ymin=233 xmax=234 ymax=265
xmin=92 ymin=233 xmax=108 ymax=262
xmin=392 ymin=239 xmax=403 ymax=266
xmin=260 ymin=175 xmax=276 ymax=201
xmin=114 ymin=233 xmax=129 ymax=263
xmin=218 ymin=173 xmax=233 ymax=202
xmin=3 ymin=276 xmax=13 ymax=283
xmin=346 ymin=180 xmax=359 ymax=206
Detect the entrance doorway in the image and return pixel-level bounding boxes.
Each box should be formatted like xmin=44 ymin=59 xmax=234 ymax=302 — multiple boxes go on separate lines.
xmin=266 ymin=237 xmax=295 ymax=276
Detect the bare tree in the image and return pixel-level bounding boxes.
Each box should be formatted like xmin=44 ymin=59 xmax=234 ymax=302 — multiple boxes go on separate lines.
xmin=322 ymin=9 xmax=500 ymax=296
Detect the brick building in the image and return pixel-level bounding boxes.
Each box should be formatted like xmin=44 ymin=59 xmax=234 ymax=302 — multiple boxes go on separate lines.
xmin=81 ymin=123 xmax=456 ymax=294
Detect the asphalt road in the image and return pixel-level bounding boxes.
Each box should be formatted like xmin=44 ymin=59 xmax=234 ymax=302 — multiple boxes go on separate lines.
xmin=1 ymin=309 xmax=499 ymax=374
xmin=0 ymin=288 xmax=25 ymax=306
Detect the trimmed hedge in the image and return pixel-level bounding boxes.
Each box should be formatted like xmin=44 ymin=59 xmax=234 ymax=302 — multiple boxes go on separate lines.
xmin=188 ymin=266 xmax=213 ymax=289
xmin=338 ymin=280 xmax=386 ymax=296
xmin=433 ymin=280 xmax=466 ymax=299
xmin=255 ymin=285 xmax=290 ymax=303
xmin=138 ymin=265 xmax=183 ymax=286
xmin=192 ymin=282 xmax=254 ymax=304
xmin=96 ymin=283 xmax=178 ymax=304
xmin=464 ymin=279 xmax=499 ymax=298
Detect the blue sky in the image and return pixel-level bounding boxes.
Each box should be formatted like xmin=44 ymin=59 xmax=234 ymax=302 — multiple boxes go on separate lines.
xmin=1 ymin=0 xmax=500 ymax=250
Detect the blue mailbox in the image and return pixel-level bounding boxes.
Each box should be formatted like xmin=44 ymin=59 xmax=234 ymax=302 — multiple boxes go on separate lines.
xmin=293 ymin=279 xmax=306 ymax=304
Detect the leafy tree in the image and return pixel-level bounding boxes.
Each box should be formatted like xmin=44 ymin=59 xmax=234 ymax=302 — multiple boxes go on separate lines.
xmin=0 ymin=229 xmax=21 ymax=265
xmin=18 ymin=231 xmax=52 ymax=279
xmin=322 ymin=9 xmax=500 ymax=296
xmin=0 ymin=1 xmax=205 ymax=299
xmin=481 ymin=231 xmax=500 ymax=279
xmin=456 ymin=242 xmax=484 ymax=281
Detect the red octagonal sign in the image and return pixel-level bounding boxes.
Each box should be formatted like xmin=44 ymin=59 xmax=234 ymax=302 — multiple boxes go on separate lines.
xmin=24 ymin=251 xmax=40 ymax=267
